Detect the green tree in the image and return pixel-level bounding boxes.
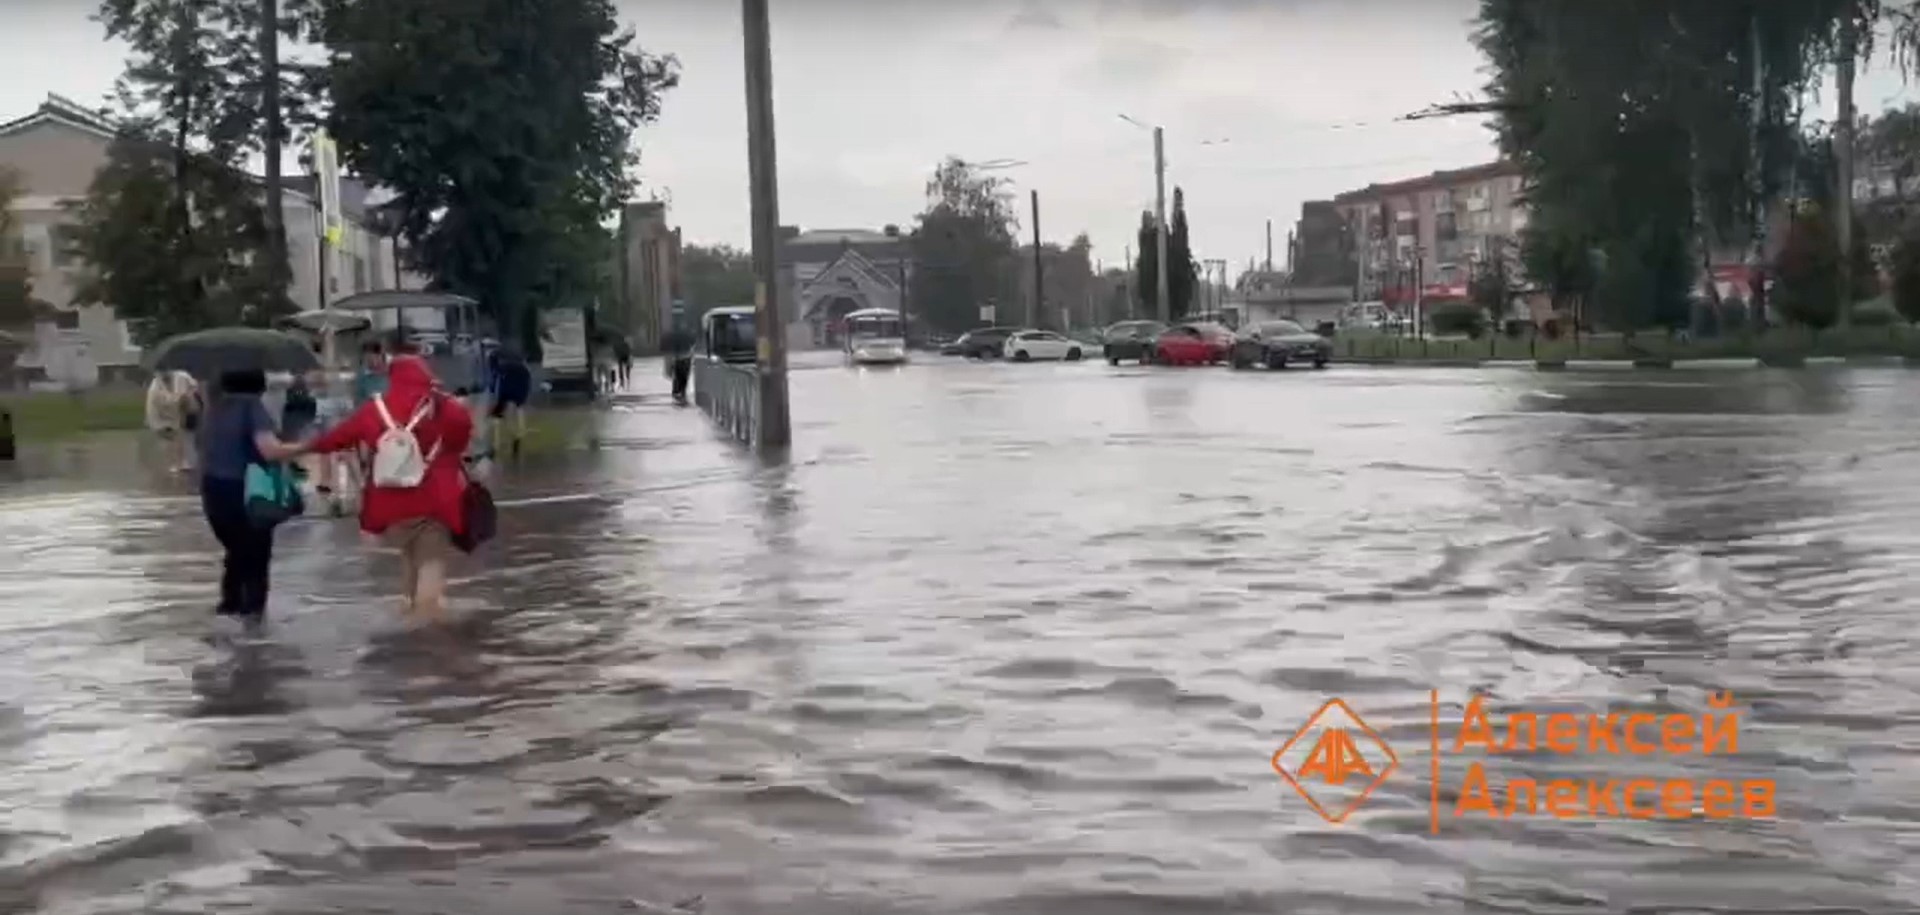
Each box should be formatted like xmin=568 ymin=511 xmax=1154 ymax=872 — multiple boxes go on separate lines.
xmin=1890 ymin=222 xmax=1920 ymax=323
xmin=0 ymin=167 xmax=51 ymax=334
xmin=909 ymin=157 xmax=1018 ymax=332
xmin=1774 ymin=203 xmax=1844 ymax=330
xmin=1167 ymin=186 xmax=1198 ymax=320
xmin=1474 ymin=0 xmax=1872 ymax=333
xmin=1468 ymin=243 xmax=1514 ymax=318
xmin=1851 ymin=213 xmax=1882 ymax=301
xmin=70 ymin=0 xmax=297 ymax=345
xmin=0 ymin=167 xmax=55 ymax=377
xmin=1133 ymin=210 xmax=1159 ymax=316
xmin=318 ymin=0 xmax=679 ymax=351
xmin=680 ymin=243 xmax=755 ymax=309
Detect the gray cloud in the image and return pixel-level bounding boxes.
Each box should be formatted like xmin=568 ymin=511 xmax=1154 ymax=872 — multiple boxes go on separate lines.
xmin=1007 ymin=4 xmax=1065 ymax=31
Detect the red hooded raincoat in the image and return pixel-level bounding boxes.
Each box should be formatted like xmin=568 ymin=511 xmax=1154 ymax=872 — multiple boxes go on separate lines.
xmin=311 ymin=356 xmax=474 ymax=536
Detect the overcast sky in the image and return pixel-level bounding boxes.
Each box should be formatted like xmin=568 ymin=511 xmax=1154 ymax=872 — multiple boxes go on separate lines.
xmin=4 ymin=0 xmax=1914 ymax=274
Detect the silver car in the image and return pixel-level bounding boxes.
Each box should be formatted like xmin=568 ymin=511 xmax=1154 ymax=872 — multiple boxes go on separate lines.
xmin=1229 ymin=319 xmax=1332 ymax=370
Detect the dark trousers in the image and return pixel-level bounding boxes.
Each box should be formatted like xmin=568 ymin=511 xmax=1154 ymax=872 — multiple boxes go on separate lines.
xmin=670 ymin=357 xmax=691 ymax=399
xmin=201 ymin=477 xmax=274 ymax=617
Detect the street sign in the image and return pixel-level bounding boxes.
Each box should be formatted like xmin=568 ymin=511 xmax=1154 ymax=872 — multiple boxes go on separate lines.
xmin=979 ymin=304 xmax=995 ymax=322
xmin=312 ymin=129 xmax=343 ymax=248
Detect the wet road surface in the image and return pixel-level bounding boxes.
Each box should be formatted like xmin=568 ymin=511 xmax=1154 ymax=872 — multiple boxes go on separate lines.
xmin=3 ymin=356 xmax=1919 ymax=913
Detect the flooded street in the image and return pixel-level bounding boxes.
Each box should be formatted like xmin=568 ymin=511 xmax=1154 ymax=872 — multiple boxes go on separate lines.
xmin=4 ymin=356 xmax=1920 ymax=914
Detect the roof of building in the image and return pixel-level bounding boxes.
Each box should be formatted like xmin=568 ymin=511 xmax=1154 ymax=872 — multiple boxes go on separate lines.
xmin=0 ymin=93 xmax=378 ymax=214
xmin=787 ymin=228 xmax=896 ymax=246
xmin=0 ymin=93 xmax=118 ymax=142
xmin=1331 ymin=160 xmax=1520 ymax=206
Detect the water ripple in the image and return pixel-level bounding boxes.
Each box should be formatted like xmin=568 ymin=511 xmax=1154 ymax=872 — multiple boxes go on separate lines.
xmin=2 ymin=360 xmax=1918 ymax=913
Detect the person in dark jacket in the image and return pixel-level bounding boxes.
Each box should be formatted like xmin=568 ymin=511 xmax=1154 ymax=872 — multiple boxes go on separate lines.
xmin=487 ymin=344 xmax=533 ymax=454
xmin=662 ymin=325 xmax=694 ymax=403
xmin=613 ymin=335 xmax=633 ymax=388
xmin=199 ymin=369 xmax=304 ymax=621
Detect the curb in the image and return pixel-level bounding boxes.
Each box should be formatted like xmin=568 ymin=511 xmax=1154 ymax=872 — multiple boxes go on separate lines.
xmin=1329 ymin=355 xmax=1918 ymax=371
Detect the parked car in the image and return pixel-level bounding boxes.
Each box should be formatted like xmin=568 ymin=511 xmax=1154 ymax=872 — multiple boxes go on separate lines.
xmin=1003 ymin=329 xmax=1085 ymax=362
xmin=1154 ymin=322 xmax=1235 ymax=366
xmin=955 ymin=326 xmax=1020 ymax=359
xmin=1101 ymin=320 xmax=1167 ymax=365
xmin=1230 ymin=319 xmax=1333 ymax=370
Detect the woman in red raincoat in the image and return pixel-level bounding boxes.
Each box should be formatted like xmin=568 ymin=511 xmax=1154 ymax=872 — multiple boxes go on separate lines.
xmin=293 ymin=355 xmax=474 ymax=623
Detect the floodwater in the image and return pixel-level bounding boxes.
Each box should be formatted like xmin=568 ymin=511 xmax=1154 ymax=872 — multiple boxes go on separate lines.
xmin=3 ymin=355 xmax=1919 ymax=914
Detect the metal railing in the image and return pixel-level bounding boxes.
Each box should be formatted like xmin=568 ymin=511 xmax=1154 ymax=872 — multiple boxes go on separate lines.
xmin=692 ymin=357 xmax=759 ymax=446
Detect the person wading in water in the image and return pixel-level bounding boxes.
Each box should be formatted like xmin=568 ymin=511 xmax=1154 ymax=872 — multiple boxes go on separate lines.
xmin=289 ymin=356 xmax=475 ymax=625
xmin=487 ymin=343 xmax=533 ymax=455
xmin=198 ymin=369 xmax=305 ymax=623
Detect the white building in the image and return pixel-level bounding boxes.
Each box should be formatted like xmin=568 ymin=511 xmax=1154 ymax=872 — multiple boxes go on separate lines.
xmin=0 ymin=93 xmax=426 ymax=384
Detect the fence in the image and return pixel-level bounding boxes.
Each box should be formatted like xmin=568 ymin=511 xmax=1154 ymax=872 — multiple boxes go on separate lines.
xmin=693 ymin=357 xmax=759 ymax=446
xmin=1335 ymin=323 xmax=1920 ymax=364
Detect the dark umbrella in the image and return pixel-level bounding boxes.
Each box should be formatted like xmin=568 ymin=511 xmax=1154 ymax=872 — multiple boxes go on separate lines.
xmin=146 ymin=326 xmax=321 ymax=378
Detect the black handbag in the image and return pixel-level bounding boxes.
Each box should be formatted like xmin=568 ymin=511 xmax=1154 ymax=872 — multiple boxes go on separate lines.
xmin=452 ymin=478 xmax=496 ymax=552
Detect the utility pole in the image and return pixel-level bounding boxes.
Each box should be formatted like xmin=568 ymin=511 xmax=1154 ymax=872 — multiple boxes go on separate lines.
xmin=1030 ymin=189 xmax=1043 ymax=329
xmin=741 ymin=0 xmax=789 ymax=451
xmin=1414 ymin=247 xmax=1426 ymax=341
xmin=1265 ymin=219 xmax=1273 ymax=273
xmin=260 ymin=0 xmax=285 ymax=279
xmin=1153 ymin=127 xmax=1170 ymax=323
xmin=1836 ymin=16 xmax=1858 ymax=327
xmin=1747 ymin=13 xmax=1770 ymax=327
xmin=1124 ymin=243 xmax=1134 ymax=318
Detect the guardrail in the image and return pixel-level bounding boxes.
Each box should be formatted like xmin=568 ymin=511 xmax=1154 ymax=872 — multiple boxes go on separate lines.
xmin=693 ymin=357 xmax=759 ymax=446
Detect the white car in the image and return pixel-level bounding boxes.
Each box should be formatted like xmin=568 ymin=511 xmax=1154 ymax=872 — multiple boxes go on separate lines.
xmin=1002 ymin=330 xmax=1085 ymax=362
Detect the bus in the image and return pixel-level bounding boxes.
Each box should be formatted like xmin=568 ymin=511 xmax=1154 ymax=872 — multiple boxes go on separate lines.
xmin=841 ymin=308 xmax=908 ymax=365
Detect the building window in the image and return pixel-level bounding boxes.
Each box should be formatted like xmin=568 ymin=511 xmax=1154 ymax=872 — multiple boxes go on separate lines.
xmin=352 ymin=254 xmax=368 ymax=293
xmin=50 ymin=225 xmax=83 ymax=267
xmin=52 ymin=309 xmax=79 ymax=330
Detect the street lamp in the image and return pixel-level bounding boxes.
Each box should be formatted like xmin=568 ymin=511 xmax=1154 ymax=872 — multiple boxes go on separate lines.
xmin=883 ymin=223 xmax=910 ymax=343
xmin=1118 ymin=113 xmax=1171 ymax=323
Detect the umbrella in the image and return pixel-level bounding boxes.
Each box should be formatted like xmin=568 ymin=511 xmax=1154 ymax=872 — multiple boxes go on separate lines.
xmin=146 ymin=326 xmax=321 ymax=378
xmin=329 ymin=290 xmax=479 ymax=313
xmin=276 ymin=309 xmax=374 ymax=335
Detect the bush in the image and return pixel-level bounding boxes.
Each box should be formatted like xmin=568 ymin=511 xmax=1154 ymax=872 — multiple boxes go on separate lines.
xmin=1428 ymin=303 xmax=1486 ymax=337
xmin=1773 ymin=204 xmax=1843 ymax=330
xmin=1692 ymin=300 xmax=1721 ymax=338
xmin=1852 ymin=303 xmax=1899 ymax=326
xmin=1720 ymin=296 xmax=1750 ymax=333
xmin=1891 ymin=230 xmax=1920 ymax=324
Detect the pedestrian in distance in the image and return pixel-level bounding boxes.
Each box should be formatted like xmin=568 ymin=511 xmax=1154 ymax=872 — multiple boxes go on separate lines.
xmin=662 ymin=323 xmax=694 ymax=405
xmin=286 ymin=355 xmax=476 ymax=626
xmin=197 ymin=368 xmax=306 ymax=624
xmin=613 ymin=334 xmax=633 ymax=389
xmin=145 ymin=369 xmax=202 ymax=473
xmin=353 ymin=340 xmax=390 ymax=406
xmin=487 ymin=343 xmax=533 ymax=456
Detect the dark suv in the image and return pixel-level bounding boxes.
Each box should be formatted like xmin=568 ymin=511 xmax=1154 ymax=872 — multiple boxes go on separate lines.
xmin=956 ymin=326 xmax=1019 ymax=359
xmin=1102 ymin=320 xmax=1167 ymax=365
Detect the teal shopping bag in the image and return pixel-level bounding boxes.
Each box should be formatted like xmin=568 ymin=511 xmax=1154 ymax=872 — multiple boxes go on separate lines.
xmin=244 ymin=462 xmax=303 ymax=528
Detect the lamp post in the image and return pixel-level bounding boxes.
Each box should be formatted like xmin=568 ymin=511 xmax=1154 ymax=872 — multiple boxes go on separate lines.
xmin=883 ymin=223 xmax=909 ymax=344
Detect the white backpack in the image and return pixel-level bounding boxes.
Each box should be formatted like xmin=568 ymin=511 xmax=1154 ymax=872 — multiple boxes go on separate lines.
xmin=369 ymin=397 xmax=440 ymax=488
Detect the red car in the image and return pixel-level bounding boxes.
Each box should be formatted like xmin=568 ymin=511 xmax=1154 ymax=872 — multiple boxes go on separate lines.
xmin=1154 ymin=322 xmax=1235 ymax=365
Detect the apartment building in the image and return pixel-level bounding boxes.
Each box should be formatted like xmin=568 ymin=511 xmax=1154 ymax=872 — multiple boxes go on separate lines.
xmin=1289 ymin=199 xmax=1355 ymax=288
xmin=614 ymin=200 xmax=682 ymax=352
xmin=0 ymin=93 xmax=423 ymax=384
xmin=1331 ymin=160 xmax=1527 ymax=308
